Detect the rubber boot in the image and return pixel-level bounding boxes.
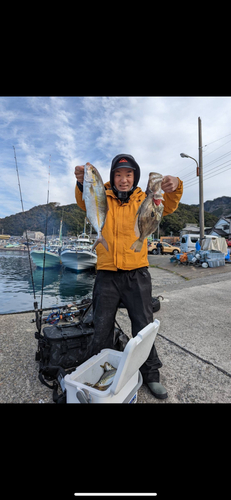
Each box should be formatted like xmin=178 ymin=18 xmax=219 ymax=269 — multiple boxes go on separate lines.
xmin=146 ymin=382 xmax=168 ymax=400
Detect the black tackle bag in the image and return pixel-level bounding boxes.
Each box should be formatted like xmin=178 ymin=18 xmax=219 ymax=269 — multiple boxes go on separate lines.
xmin=35 ymin=302 xmax=129 ymax=403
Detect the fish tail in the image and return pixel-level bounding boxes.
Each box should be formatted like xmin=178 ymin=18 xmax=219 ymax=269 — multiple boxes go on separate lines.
xmin=130 ymin=238 xmax=144 ymax=252
xmin=92 ymin=235 xmax=108 ymax=251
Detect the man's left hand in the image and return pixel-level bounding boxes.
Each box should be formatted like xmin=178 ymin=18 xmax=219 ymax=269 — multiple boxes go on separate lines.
xmin=161 ymin=176 xmax=179 ymax=193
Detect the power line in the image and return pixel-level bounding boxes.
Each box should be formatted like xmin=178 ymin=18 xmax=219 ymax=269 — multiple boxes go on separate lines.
xmin=172 ymin=135 xmax=231 ymax=178
xmin=203 ymin=133 xmax=231 ymax=148
xmin=181 ymin=151 xmax=231 ymax=186
xmin=184 ymin=165 xmax=231 ymax=188
xmin=203 ymin=138 xmax=231 ymax=158
xmin=183 ymin=165 xmax=231 ymax=189
xmin=183 ymin=159 xmax=231 ymax=187
xmin=172 ymin=159 xmax=197 ymax=177
xmin=181 ymin=150 xmax=231 ymax=181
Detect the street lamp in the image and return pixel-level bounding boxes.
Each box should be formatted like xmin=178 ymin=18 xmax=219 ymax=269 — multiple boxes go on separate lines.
xmin=180 ymin=149 xmax=204 ymax=244
xmin=180 ymin=153 xmax=199 ymax=175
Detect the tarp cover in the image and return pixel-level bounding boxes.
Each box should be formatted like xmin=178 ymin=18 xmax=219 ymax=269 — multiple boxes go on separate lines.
xmin=201 ymin=237 xmax=227 ymax=253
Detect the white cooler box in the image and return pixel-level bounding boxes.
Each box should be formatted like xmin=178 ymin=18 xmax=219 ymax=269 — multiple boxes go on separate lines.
xmin=64 ymin=319 xmax=160 ymax=404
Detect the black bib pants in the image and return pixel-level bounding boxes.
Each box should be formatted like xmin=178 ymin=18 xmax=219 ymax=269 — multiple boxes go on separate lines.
xmin=92 ymin=267 xmax=162 ymax=383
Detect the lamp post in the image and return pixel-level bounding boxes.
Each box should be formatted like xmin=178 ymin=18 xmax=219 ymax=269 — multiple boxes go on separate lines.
xmin=180 ymin=153 xmax=199 ymax=176
xmin=180 ymin=145 xmax=204 ymax=244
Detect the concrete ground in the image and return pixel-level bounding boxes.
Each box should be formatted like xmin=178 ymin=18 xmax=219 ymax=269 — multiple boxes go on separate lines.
xmin=1 ymin=255 xmax=231 ymax=403
xmin=138 ymin=256 xmax=231 ymax=403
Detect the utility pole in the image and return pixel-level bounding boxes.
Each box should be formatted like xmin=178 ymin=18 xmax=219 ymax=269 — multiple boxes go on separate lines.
xmin=198 ymin=117 xmax=204 ymax=244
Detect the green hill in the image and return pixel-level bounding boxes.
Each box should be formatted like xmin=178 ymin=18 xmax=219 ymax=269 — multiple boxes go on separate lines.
xmin=0 ymin=200 xmax=219 ymax=238
xmin=0 ymin=202 xmax=86 ymax=237
xmin=160 ymin=203 xmax=218 ymax=236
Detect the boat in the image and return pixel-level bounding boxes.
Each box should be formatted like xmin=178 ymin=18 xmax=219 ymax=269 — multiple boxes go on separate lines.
xmin=30 ymin=243 xmax=62 ymax=268
xmin=30 ymin=219 xmax=63 ymax=268
xmin=60 ymin=233 xmax=97 ymax=271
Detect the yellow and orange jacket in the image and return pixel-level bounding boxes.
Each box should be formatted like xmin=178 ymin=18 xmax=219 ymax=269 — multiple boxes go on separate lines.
xmin=75 ymin=179 xmax=183 ymax=271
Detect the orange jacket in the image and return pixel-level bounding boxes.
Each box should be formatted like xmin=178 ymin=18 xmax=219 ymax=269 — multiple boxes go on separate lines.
xmin=75 ymin=179 xmax=183 ymax=271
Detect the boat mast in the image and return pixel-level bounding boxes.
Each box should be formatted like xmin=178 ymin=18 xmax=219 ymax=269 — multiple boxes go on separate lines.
xmin=59 ymin=208 xmax=63 ymax=245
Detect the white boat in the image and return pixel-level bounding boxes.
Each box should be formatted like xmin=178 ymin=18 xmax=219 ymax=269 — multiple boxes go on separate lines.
xmin=61 ymin=233 xmax=97 ymax=271
xmin=30 ymin=244 xmax=62 ymax=268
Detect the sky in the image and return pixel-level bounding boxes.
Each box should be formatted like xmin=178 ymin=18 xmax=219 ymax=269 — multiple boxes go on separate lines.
xmin=1 ymin=95 xmax=231 ymax=219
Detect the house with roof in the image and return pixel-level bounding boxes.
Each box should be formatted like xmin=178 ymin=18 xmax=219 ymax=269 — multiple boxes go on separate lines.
xmin=22 ymin=230 xmax=45 ymax=240
xmin=180 ymin=224 xmax=212 ymax=237
xmin=209 ymin=214 xmax=231 ymax=239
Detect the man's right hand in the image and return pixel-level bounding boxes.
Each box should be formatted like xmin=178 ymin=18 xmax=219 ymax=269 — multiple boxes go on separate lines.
xmin=74 ymin=165 xmax=85 ymax=184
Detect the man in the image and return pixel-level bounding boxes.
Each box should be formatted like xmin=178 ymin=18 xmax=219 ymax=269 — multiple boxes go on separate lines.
xmin=156 ymin=241 xmax=163 ymax=255
xmin=75 ymin=154 xmax=183 ymax=399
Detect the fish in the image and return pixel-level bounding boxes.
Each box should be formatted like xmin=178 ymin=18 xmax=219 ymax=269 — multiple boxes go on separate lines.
xmin=130 ymin=172 xmax=164 ymax=252
xmin=100 ymin=362 xmax=115 ymax=372
xmin=83 ymin=162 xmax=108 ymax=251
xmin=84 ymin=362 xmax=117 ymax=391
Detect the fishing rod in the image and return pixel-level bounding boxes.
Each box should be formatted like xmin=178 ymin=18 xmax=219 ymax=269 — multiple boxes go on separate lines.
xmin=13 ymin=146 xmax=38 ymax=316
xmin=36 ymin=155 xmax=51 ymax=334
xmin=13 ymin=146 xmax=51 ymax=334
xmin=40 ymin=156 xmax=50 ymax=312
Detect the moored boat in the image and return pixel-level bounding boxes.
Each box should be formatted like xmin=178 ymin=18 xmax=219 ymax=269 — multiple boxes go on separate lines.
xmin=30 ymin=244 xmax=62 ymax=268
xmin=60 ymin=233 xmax=97 ymax=271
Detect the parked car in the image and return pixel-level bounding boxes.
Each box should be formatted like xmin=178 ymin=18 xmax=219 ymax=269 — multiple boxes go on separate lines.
xmin=148 ymin=241 xmax=180 ymax=255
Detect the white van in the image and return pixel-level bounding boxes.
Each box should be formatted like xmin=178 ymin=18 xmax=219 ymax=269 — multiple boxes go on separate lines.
xmin=180 ymin=234 xmax=218 ymax=252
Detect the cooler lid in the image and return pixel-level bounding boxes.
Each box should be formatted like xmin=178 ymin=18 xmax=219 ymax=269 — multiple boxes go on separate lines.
xmin=110 ymin=320 xmax=160 ymax=395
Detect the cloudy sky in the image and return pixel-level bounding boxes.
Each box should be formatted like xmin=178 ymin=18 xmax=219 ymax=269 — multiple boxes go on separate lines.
xmin=1 ymin=95 xmax=231 ymax=218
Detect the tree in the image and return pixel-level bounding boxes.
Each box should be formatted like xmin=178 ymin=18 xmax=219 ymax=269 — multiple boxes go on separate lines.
xmin=159 ymin=203 xmax=218 ymax=236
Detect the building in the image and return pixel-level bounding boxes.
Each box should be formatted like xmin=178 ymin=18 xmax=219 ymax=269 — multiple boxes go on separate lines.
xmin=180 ymin=224 xmax=200 ymax=236
xmin=209 ymin=214 xmax=231 ymax=239
xmin=180 ymin=224 xmax=212 ymax=237
xmin=23 ymin=231 xmax=45 ymax=240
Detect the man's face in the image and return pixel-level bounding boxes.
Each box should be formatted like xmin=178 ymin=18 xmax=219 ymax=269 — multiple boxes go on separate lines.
xmin=113 ymin=168 xmax=134 ymax=192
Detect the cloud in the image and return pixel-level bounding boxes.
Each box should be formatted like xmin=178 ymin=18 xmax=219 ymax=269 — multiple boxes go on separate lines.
xmin=1 ymin=96 xmax=231 ymax=219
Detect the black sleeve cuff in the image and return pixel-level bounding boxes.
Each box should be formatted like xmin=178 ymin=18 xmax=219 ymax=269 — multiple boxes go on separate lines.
xmin=76 ymin=180 xmax=83 ymax=192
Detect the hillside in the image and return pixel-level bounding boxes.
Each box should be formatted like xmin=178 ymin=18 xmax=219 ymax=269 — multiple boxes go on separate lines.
xmin=0 ymin=202 xmax=86 ymax=237
xmin=0 ymin=200 xmax=219 ymax=238
xmin=192 ymin=196 xmax=231 ymax=218
xmin=203 ymin=196 xmax=231 ymax=217
xmin=159 ymin=203 xmax=218 ymax=236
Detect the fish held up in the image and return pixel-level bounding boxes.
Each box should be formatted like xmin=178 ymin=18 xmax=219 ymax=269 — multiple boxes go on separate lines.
xmin=83 ymin=163 xmax=108 ymax=251
xmin=130 ymin=172 xmax=164 ymax=253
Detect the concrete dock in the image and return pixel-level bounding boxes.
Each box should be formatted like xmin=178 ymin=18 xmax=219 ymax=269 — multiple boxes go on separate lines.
xmin=1 ymin=255 xmax=231 ymax=403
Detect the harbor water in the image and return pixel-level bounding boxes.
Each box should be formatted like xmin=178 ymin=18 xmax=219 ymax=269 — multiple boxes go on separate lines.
xmin=0 ymin=251 xmax=95 ymax=314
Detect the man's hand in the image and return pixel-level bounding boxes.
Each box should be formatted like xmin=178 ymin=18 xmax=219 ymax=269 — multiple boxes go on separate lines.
xmin=161 ymin=175 xmax=179 ymax=193
xmin=74 ymin=165 xmax=85 ymax=184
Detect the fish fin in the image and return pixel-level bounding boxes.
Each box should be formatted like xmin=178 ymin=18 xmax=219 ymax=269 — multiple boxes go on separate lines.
xmin=134 ymin=215 xmax=140 ymax=237
xmin=101 ymin=235 xmax=109 ymax=251
xmin=135 ymin=202 xmax=144 ymax=217
xmin=130 ymin=238 xmax=144 ymax=252
xmin=92 ymin=235 xmax=109 ymax=252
